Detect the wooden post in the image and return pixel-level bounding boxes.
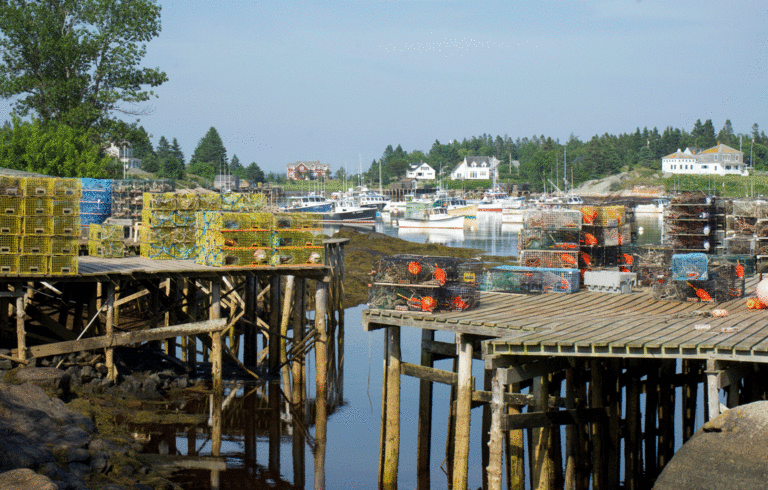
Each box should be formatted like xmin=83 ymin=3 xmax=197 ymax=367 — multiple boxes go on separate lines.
xmin=269 ymin=275 xmax=280 ymax=375
xmin=532 ymin=374 xmax=551 ymax=490
xmin=506 ymin=380 xmax=526 ymax=490
xmin=482 ymin=367 xmax=492 ymax=490
xmin=453 ymin=333 xmax=473 ymax=490
xmin=487 ymin=368 xmax=504 ymax=490
xmin=445 ymin=357 xmax=458 ymax=484
xmin=417 ymin=329 xmax=434 ymax=490
xmin=104 ymin=282 xmax=116 ymax=381
xmin=15 ymin=290 xmax=26 ymax=363
xmin=292 ymin=277 xmax=306 ymax=489
xmin=280 ymin=275 xmax=295 ymax=403
xmin=657 ymin=360 xmax=675 ymax=471
xmin=210 ymin=280 xmax=223 ymax=457
xmin=626 ymin=366 xmax=641 ymax=490
xmin=706 ymin=359 xmax=721 ymax=421
xmin=682 ymin=360 xmax=698 ymax=443
xmin=381 ymin=324 xmax=401 ymax=490
xmin=644 ymin=362 xmax=658 ymax=481
xmin=606 ymin=360 xmax=621 ymax=489
xmin=590 ymin=360 xmax=604 ymax=490
xmin=187 ymin=280 xmax=198 ymax=370
xmin=314 ymin=281 xmax=329 ymax=490
xmin=564 ymin=367 xmax=576 ymax=490
xmin=244 ymin=276 xmax=256 ymax=367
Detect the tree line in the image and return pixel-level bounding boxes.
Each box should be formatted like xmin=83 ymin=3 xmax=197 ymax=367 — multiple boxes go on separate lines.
xmin=366 ymin=120 xmax=768 ymax=192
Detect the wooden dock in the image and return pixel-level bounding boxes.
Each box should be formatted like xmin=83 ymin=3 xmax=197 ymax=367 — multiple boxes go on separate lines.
xmin=1 ymin=239 xmax=347 ymax=485
xmin=364 ymin=275 xmax=768 ymax=490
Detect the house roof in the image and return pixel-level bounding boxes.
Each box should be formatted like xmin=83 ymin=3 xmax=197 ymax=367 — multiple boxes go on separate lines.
xmin=700 ymin=143 xmax=741 ymax=154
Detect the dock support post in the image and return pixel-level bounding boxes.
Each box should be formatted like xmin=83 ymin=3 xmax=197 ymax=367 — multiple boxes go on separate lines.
xmin=682 ymin=360 xmax=698 ymax=443
xmin=268 ymin=274 xmax=281 ymax=475
xmin=590 ymin=360 xmax=604 ymax=490
xmin=381 ymin=325 xmax=401 ymax=490
xmin=453 ymin=333 xmax=473 ymax=490
xmin=15 ymin=289 xmax=26 ymax=363
xmin=626 ymin=365 xmax=641 ymax=490
xmin=104 ymin=282 xmax=116 ymax=381
xmin=487 ymin=368 xmax=504 ymax=490
xmin=292 ymin=277 xmax=307 ymax=489
xmin=243 ymin=276 xmax=256 ymax=367
xmin=210 ymin=280 xmax=223 ymax=457
xmin=314 ymin=280 xmax=329 ymax=490
xmin=280 ymin=275 xmax=295 ymax=404
xmin=706 ymin=359 xmax=721 ymax=421
xmin=564 ymin=366 xmax=576 ymax=490
xmin=532 ymin=374 xmax=551 ymax=490
xmin=658 ymin=360 xmax=675 ymax=470
xmin=506 ymin=380 xmax=526 ymax=490
xmin=416 ymin=329 xmax=434 ymax=490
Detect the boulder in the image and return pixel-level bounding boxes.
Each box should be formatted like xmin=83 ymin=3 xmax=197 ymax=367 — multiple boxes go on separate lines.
xmin=0 ymin=469 xmax=57 ymax=489
xmin=11 ymin=367 xmax=71 ymax=398
xmin=654 ymin=401 xmax=768 ymax=489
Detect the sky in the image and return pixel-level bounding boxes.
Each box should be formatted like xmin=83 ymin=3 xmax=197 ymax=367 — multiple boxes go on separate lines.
xmin=3 ymin=0 xmax=768 ymax=175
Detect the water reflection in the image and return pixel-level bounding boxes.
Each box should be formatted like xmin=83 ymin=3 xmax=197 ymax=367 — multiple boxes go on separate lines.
xmin=397 ymin=227 xmax=465 ymax=245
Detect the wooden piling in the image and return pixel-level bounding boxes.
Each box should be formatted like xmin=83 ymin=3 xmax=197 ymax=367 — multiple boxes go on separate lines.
xmin=453 ymin=333 xmax=474 ymax=490
xmin=506 ymin=380 xmax=526 ymax=490
xmin=381 ymin=325 xmax=401 ymax=490
xmin=210 ymin=280 xmax=223 ymax=457
xmin=531 ymin=374 xmax=551 ymax=490
xmin=15 ymin=290 xmax=26 ymax=363
xmin=590 ymin=360 xmax=604 ymax=490
xmin=104 ymin=282 xmax=116 ymax=381
xmin=314 ymin=281 xmax=329 ymax=490
xmin=626 ymin=365 xmax=641 ymax=490
xmin=682 ymin=360 xmax=698 ymax=443
xmin=416 ymin=329 xmax=434 ymax=490
xmin=487 ymin=368 xmax=504 ymax=490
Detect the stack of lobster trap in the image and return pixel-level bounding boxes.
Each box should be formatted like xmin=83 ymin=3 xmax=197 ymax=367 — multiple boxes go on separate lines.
xmin=88 ymin=223 xmax=126 ymax=258
xmin=368 ymin=255 xmax=482 ymax=312
xmin=578 ymin=205 xmax=632 ymax=272
xmin=195 ymin=211 xmax=324 ymax=267
xmin=483 ymin=208 xmax=582 ymax=294
xmin=111 ymin=179 xmax=174 ymax=221
xmin=663 ymin=191 xmax=717 ymax=253
xmin=648 ymin=252 xmax=746 ymax=303
xmin=0 ymin=176 xmax=80 ymax=275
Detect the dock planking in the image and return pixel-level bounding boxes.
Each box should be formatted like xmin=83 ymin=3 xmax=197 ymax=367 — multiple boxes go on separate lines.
xmin=364 ymin=274 xmax=768 ymax=362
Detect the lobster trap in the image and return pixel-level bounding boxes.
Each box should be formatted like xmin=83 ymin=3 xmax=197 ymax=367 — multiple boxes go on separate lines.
xmin=0 ymin=177 xmax=23 ymax=196
xmin=0 ymin=196 xmax=25 ymax=216
xmin=724 ymin=236 xmax=755 ymax=255
xmin=518 ymin=250 xmax=579 ymax=269
xmin=669 ymin=191 xmax=711 ymax=205
xmin=518 ymin=229 xmax=579 ymax=251
xmin=371 ymin=254 xmax=465 ymax=286
xmin=672 ymin=253 xmax=708 ymax=281
xmin=88 ymin=240 xmax=125 ymax=258
xmin=581 ymin=225 xmax=620 ymax=247
xmin=273 ymin=212 xmax=322 ymax=230
xmin=0 ymin=255 xmax=19 ymax=273
xmin=0 ymin=235 xmax=19 ymax=254
xmin=443 ymin=283 xmax=479 ymax=311
xmin=713 ymin=254 xmax=755 ymax=277
xmin=90 ymin=223 xmax=124 ymax=241
xmin=368 ymin=284 xmax=443 ymax=312
xmin=23 ymin=178 xmax=54 ymax=197
xmin=482 ymin=265 xmax=579 ymax=294
xmin=19 ymin=254 xmax=48 ymax=274
xmin=49 ymin=255 xmax=78 ymax=275
xmin=20 ymin=235 xmax=50 ymax=255
xmin=0 ymin=216 xmax=22 ymax=234
xmin=730 ymin=198 xmax=767 ymax=218
xmin=53 ymin=178 xmax=82 ymax=198
xmin=523 ymin=209 xmax=582 ymax=230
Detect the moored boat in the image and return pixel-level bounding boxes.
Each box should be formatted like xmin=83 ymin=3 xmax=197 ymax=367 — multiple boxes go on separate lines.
xmin=397 ymin=204 xmax=465 ymax=229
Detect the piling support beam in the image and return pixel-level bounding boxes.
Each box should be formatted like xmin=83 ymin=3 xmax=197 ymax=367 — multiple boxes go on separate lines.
xmin=453 ymin=333 xmax=473 ymax=490
xmin=14 ymin=288 xmax=26 ymax=363
xmin=531 ymin=374 xmax=551 ymax=490
xmin=381 ymin=325 xmax=401 ymax=490
xmin=314 ymin=281 xmax=329 ymax=490
xmin=487 ymin=368 xmax=504 ymax=490
xmin=416 ymin=329 xmax=434 ymax=490
xmin=104 ymin=282 xmax=117 ymax=381
xmin=706 ymin=359 xmax=721 ymax=421
xmin=210 ymin=280 xmax=223 ymax=457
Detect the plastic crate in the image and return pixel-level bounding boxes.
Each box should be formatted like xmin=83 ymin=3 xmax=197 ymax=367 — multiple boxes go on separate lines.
xmin=20 ymin=235 xmax=50 ymax=254
xmin=51 ymin=237 xmax=79 ymax=255
xmin=518 ymin=229 xmax=579 ymax=251
xmin=53 ymin=216 xmax=80 ymax=236
xmin=19 ymin=255 xmax=48 ymax=274
xmin=0 ymin=216 xmax=22 ymax=234
xmin=518 ymin=250 xmax=579 ymax=269
xmin=49 ymin=255 xmax=77 ymax=275
xmin=0 ymin=255 xmax=19 ymax=274
xmin=584 ymin=271 xmax=637 ymax=294
xmin=23 ymin=177 xmax=54 ymax=197
xmin=0 ymin=196 xmax=25 ymax=216
xmin=672 ymin=253 xmax=708 ymax=281
xmin=23 ymin=216 xmax=52 ymax=235
xmin=24 ymin=196 xmax=53 ymax=216
xmin=0 ymin=235 xmax=19 ymax=254
xmin=53 ymin=178 xmax=82 ymax=198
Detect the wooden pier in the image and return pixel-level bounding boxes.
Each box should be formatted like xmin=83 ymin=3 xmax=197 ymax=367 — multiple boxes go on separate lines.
xmin=364 ymin=274 xmax=768 ymax=490
xmin=0 ymin=238 xmax=347 ymax=487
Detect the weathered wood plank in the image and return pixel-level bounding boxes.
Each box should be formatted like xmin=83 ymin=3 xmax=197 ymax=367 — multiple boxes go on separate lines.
xmin=500 ymin=407 xmax=608 ymax=431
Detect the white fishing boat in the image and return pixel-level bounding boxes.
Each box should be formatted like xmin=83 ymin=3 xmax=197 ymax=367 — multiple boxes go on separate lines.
xmin=500 ymin=196 xmax=528 ymax=224
xmin=635 ymin=197 xmax=669 ymax=214
xmin=284 ymin=193 xmax=334 ymax=213
xmin=477 ymin=190 xmax=509 ymax=212
xmin=397 ymin=206 xmax=465 ymax=229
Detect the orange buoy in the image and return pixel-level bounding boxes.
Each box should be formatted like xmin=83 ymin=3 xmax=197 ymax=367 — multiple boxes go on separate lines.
xmin=434 ymin=264 xmax=446 ymax=285
xmin=408 ymin=261 xmax=422 ymax=275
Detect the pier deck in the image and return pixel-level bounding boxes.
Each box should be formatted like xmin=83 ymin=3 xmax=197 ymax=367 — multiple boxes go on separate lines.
xmin=364 ymin=274 xmax=767 ymax=361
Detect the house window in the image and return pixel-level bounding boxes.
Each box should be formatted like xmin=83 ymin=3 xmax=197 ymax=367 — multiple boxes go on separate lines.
xmin=702 ymin=165 xmax=708 ymax=169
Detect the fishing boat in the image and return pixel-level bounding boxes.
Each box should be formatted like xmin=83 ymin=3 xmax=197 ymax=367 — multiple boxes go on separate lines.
xmin=397 ymin=204 xmax=465 ymax=229
xmin=284 ymin=193 xmax=334 ymax=213
xmin=635 ymin=197 xmax=669 ymax=214
xmin=500 ymin=196 xmax=528 ymax=224
xmin=355 ymin=189 xmax=390 ymax=211
xmin=324 ymin=198 xmax=378 ymax=224
xmin=433 ymin=194 xmax=478 ymax=217
xmin=477 ymin=190 xmax=509 ymax=212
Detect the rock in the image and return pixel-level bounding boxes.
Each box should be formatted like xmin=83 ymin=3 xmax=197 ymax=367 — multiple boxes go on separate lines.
xmin=0 ymin=360 xmax=11 ymax=371
xmin=141 ymin=377 xmax=160 ymax=398
xmin=67 ymin=462 xmax=90 ymax=479
xmin=67 ymin=447 xmax=90 ymax=463
xmin=80 ymin=365 xmax=96 ymax=382
xmin=0 ymin=468 xmax=58 ymax=490
xmin=12 ymin=367 xmax=71 ymax=398
xmin=654 ymin=401 xmax=768 ymax=490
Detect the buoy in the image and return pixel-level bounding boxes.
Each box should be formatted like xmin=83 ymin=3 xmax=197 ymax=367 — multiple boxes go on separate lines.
xmin=638 ymin=226 xmax=644 ymax=236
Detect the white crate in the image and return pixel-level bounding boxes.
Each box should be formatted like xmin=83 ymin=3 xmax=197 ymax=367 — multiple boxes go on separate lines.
xmin=584 ymin=271 xmax=637 ymax=294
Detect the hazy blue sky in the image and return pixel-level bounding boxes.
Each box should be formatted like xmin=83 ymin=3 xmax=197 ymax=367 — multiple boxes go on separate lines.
xmin=4 ymin=1 xmax=768 ymax=175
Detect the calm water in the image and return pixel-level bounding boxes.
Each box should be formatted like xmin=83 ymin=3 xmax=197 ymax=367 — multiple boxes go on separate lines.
xmin=167 ymin=212 xmax=665 ymax=489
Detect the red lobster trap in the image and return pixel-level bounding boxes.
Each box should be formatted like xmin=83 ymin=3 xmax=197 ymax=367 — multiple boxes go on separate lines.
xmin=367 ymin=284 xmax=478 ymax=313
xmin=371 ymin=254 xmax=476 ymax=286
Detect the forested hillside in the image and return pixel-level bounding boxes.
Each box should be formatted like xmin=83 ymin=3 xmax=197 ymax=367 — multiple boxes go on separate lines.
xmin=366 ymin=119 xmax=768 ymax=192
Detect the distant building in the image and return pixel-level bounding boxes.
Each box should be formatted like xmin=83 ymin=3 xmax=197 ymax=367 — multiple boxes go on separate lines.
xmin=662 ymin=143 xmax=747 ymax=176
xmin=105 ymin=142 xmax=141 ymax=169
xmin=450 ymin=156 xmax=501 ymax=180
xmin=287 ymin=160 xmax=331 ymax=180
xmin=406 ymin=162 xmax=436 ymax=180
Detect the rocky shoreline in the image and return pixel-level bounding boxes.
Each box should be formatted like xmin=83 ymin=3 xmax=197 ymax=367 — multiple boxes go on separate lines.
xmin=0 ymin=347 xmax=210 ymax=490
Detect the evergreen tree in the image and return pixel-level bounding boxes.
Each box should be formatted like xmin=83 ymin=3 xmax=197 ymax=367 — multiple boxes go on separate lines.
xmin=245 ymin=162 xmax=265 ymax=183
xmin=129 ymin=126 xmax=154 ymax=161
xmin=170 ymin=138 xmax=185 ymax=165
xmin=188 ymin=127 xmax=227 ymax=180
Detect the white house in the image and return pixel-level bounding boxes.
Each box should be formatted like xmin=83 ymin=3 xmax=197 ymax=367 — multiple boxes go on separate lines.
xmin=406 ymin=162 xmax=436 ymax=180
xmin=662 ymin=143 xmax=748 ymax=176
xmin=450 ymin=156 xmax=501 ymax=180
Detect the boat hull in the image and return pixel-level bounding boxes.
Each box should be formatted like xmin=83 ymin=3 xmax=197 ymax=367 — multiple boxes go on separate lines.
xmin=397 ymin=215 xmax=465 ymax=229
xmin=322 ymin=206 xmax=378 ymax=224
